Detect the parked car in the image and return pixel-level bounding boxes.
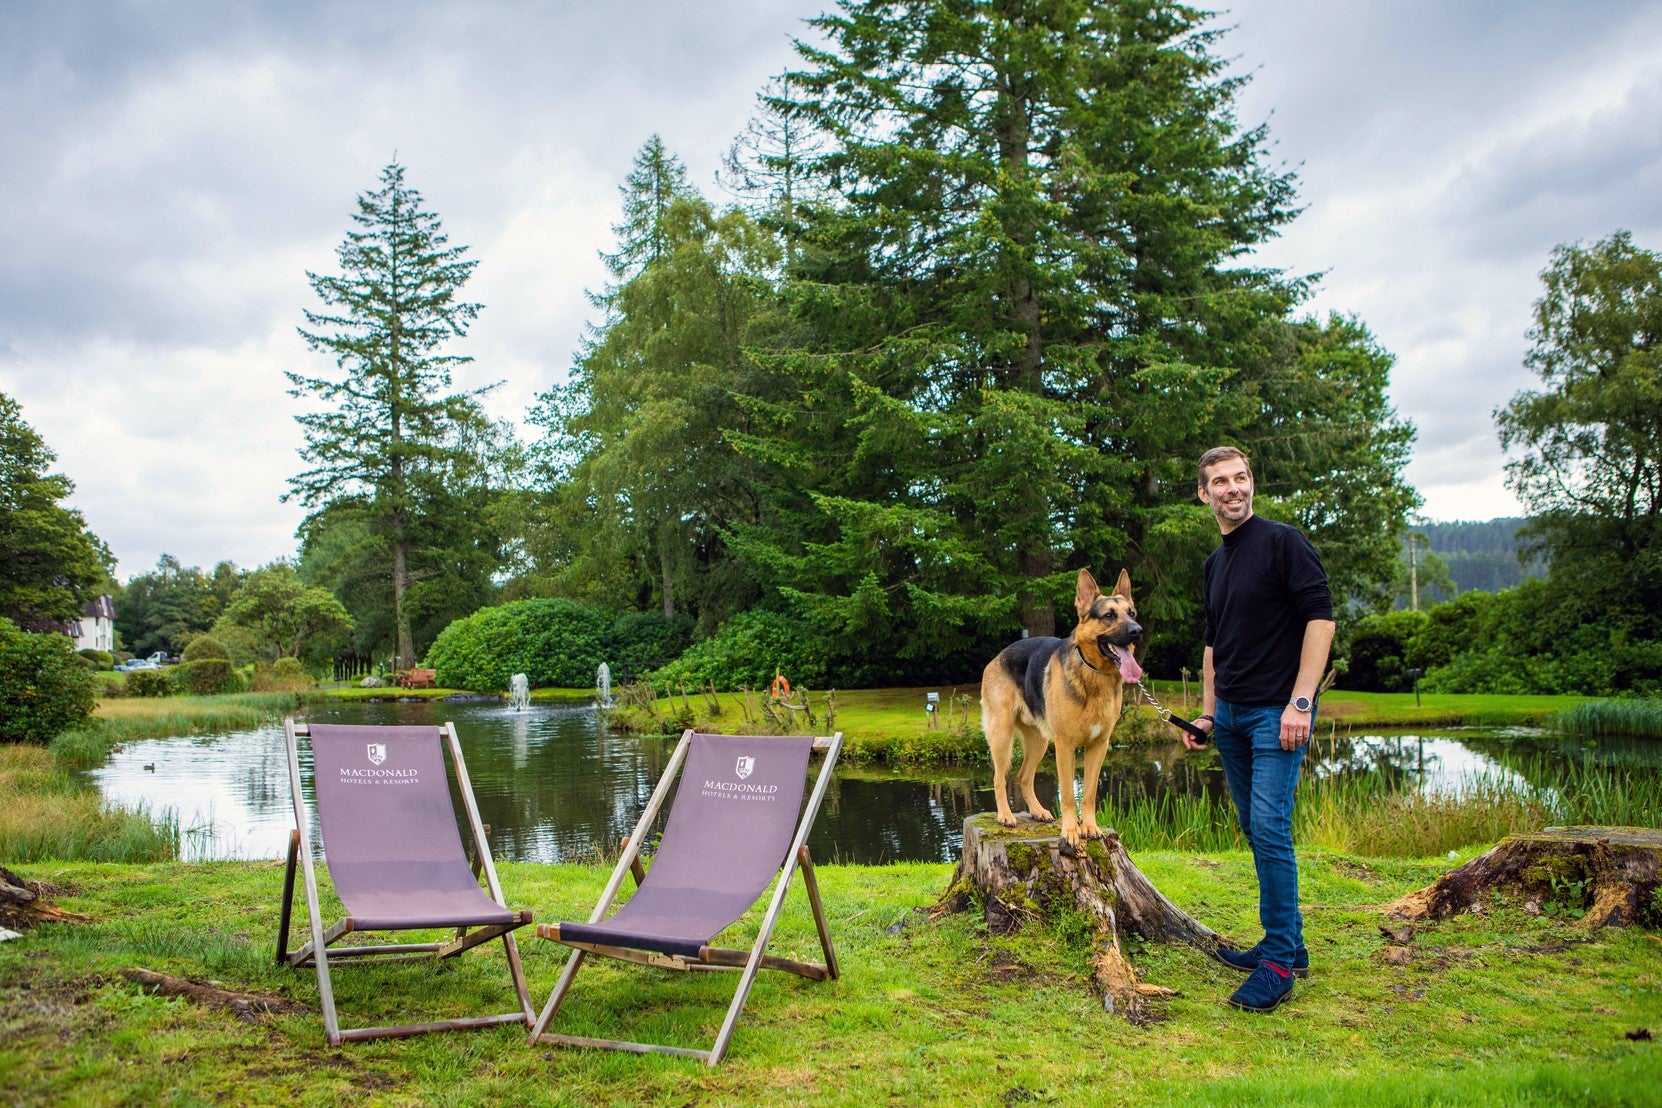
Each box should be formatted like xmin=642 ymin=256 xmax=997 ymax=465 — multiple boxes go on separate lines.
xmin=145 ymin=651 xmax=180 ymax=666
xmin=115 ymin=658 xmax=161 ymax=672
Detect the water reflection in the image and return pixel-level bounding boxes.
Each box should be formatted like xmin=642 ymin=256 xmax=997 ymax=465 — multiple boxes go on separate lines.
xmin=87 ymin=703 xmax=1660 ymax=864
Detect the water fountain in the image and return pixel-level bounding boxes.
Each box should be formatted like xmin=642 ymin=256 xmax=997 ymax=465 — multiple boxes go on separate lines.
xmin=508 ymin=672 xmax=530 ymax=712
xmin=596 ymin=662 xmax=614 ymax=709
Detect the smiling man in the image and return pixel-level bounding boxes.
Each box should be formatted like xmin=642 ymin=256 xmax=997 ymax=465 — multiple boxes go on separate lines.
xmin=1185 ymin=446 xmax=1336 ymax=1012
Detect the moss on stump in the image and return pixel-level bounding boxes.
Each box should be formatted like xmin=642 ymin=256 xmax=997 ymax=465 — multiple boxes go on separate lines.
xmin=941 ymin=813 xmax=1218 ymax=1022
xmin=1389 ymin=826 xmax=1662 ymax=928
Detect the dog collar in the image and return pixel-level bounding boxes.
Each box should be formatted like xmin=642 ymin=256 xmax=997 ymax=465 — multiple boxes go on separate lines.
xmin=1077 ymin=644 xmax=1108 ymax=673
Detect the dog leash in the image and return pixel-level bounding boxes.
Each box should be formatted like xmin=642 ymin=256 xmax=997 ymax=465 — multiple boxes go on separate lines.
xmin=1105 ymin=646 xmax=1210 ymax=745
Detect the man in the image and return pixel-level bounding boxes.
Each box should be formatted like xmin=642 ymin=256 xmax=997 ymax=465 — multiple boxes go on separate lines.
xmin=1184 ymin=446 xmax=1335 ymax=1012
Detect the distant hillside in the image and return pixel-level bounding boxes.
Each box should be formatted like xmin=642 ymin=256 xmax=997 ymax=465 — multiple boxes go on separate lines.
xmin=1419 ymin=517 xmax=1545 ymax=594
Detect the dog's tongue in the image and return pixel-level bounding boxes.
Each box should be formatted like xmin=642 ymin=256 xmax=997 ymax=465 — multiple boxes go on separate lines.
xmin=1116 ymin=647 xmax=1143 ymax=684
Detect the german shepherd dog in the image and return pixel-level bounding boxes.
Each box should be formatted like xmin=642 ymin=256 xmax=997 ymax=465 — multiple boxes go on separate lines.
xmin=981 ymin=568 xmax=1144 ymax=847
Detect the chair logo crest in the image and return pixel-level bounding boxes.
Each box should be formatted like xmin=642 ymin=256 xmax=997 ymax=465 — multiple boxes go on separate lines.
xmin=367 ymin=743 xmax=388 ymax=766
xmin=734 ymin=755 xmax=755 ymax=780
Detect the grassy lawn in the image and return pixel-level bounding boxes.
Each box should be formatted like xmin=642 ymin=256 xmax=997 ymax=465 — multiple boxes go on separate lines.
xmin=610 ymin=684 xmax=1602 ymax=764
xmin=1 ymin=852 xmax=1656 ymax=1105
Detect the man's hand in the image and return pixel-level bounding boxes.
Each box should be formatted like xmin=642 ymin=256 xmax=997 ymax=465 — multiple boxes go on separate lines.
xmin=1182 ymin=715 xmax=1213 ymax=752
xmin=1280 ymin=704 xmax=1312 ymax=750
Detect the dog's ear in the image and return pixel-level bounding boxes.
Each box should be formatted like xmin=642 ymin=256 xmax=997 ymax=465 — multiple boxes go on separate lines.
xmin=1112 ymin=569 xmax=1134 ymax=601
xmin=1075 ymin=568 xmax=1101 ymax=616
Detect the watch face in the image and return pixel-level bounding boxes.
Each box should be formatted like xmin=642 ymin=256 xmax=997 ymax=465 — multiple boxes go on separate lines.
xmin=1292 ymin=696 xmax=1312 ymax=712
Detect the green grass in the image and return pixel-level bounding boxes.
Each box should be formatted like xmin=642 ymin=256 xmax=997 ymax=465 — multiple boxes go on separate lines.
xmin=1315 ymin=689 xmax=1591 ymax=729
xmin=592 ymin=684 xmax=1605 ymax=765
xmin=1555 ymin=697 xmax=1662 ymax=739
xmin=0 ymin=746 xmax=177 ymax=863
xmin=0 ymin=854 xmax=1656 ymax=1105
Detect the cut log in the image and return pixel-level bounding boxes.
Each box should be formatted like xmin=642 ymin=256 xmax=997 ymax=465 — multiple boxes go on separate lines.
xmin=940 ymin=813 xmax=1219 ymax=1022
xmin=1388 ymin=826 xmax=1662 ymax=928
xmin=0 ymin=865 xmax=90 ymax=930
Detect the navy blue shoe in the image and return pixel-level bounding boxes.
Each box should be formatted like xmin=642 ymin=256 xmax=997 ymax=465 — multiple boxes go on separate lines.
xmin=1228 ymin=962 xmax=1296 ymax=1011
xmin=1212 ymin=942 xmax=1308 ymax=978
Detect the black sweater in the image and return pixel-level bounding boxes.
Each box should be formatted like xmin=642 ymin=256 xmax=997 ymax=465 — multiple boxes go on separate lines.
xmin=1203 ymin=514 xmax=1334 ymax=705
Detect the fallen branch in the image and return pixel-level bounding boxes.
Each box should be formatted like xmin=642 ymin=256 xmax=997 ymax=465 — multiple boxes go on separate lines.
xmin=119 ymin=968 xmax=309 ymax=1021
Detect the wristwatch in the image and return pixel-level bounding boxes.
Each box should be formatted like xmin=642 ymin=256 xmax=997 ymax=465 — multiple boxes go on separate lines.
xmin=1289 ymin=695 xmax=1313 ymax=713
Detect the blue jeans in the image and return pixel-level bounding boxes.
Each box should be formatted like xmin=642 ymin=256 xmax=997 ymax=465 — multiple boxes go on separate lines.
xmin=1213 ymin=700 xmax=1306 ymax=968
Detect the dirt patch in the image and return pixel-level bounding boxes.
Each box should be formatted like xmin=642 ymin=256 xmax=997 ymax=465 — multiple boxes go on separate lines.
xmin=1329 ymin=858 xmax=1379 ymax=882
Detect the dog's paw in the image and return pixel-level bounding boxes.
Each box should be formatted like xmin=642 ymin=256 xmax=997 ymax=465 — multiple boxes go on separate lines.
xmin=1080 ymin=822 xmax=1105 ymax=840
xmin=1029 ymin=807 xmax=1054 ymax=823
xmin=996 ymin=812 xmax=1020 ymax=828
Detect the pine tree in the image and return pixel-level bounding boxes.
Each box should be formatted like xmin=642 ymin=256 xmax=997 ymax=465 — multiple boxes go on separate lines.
xmin=530 ymin=157 xmax=784 ymax=625
xmin=288 ymin=160 xmax=495 ymax=669
xmin=719 ymin=78 xmax=828 ymax=269
xmin=597 ymin=135 xmax=696 ymax=293
xmin=733 ymin=0 xmax=1309 ymax=667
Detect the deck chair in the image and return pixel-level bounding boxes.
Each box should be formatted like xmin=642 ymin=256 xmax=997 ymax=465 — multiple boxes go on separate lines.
xmin=529 ymin=729 xmax=843 ymax=1066
xmin=277 ymin=719 xmax=534 ymax=1044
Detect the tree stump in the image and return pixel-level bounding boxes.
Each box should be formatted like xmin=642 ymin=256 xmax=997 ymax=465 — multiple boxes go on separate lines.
xmin=0 ymin=865 xmax=89 ymax=931
xmin=940 ymin=814 xmax=1219 ymax=1022
xmin=1388 ymin=826 xmax=1662 ymax=928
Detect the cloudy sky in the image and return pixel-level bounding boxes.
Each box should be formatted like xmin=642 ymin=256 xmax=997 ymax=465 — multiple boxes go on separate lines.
xmin=3 ymin=1 xmax=1659 ymax=580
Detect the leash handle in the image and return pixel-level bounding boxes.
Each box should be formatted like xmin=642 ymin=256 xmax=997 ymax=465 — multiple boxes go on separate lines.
xmin=1128 ymin=674 xmax=1209 ymax=746
xmin=1166 ymin=712 xmax=1209 ymax=746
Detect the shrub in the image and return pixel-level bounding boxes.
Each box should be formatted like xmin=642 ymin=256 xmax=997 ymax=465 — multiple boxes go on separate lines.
xmin=605 ymin=612 xmax=695 ymax=679
xmin=125 ymin=669 xmax=174 ymax=698
xmin=0 ymin=618 xmax=97 ymax=744
xmin=245 ymin=656 xmax=313 ymax=693
xmin=183 ymin=634 xmax=231 ymax=662
xmin=425 ymin=599 xmax=610 ymax=690
xmin=172 ymin=634 xmax=237 ymax=694
xmin=649 ymin=610 xmax=832 ymax=692
xmin=77 ymin=648 xmax=114 ymax=670
xmin=1343 ymin=609 xmax=1428 ymax=692
xmin=172 ymin=659 xmax=234 ymax=695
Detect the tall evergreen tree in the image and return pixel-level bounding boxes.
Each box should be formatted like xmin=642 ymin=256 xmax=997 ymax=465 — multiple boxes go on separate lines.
xmin=732 ymin=1 xmax=1286 ymax=658
xmin=597 ymin=135 xmax=696 ymax=293
xmin=719 ymin=78 xmax=828 ymax=270
xmin=0 ymin=391 xmax=110 ymax=630
xmin=531 ymin=177 xmax=785 ymax=626
xmin=718 ymin=0 xmax=1417 ymax=675
xmin=288 ymin=160 xmax=495 ymax=668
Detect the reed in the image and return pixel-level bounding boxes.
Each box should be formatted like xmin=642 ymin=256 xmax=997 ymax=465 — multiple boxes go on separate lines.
xmin=1553 ymin=697 xmax=1662 ymax=738
xmin=92 ymin=692 xmax=310 ymax=738
xmin=1100 ymin=758 xmax=1662 ymax=858
xmin=0 ymin=746 xmax=177 ymax=863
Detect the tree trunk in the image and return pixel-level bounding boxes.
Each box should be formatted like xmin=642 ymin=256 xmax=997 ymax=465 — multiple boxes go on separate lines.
xmin=392 ymin=523 xmax=415 ymax=671
xmin=940 ymin=814 xmax=1218 ymax=1023
xmin=1388 ymin=826 xmax=1662 ymax=928
xmin=660 ymin=543 xmax=676 ymax=620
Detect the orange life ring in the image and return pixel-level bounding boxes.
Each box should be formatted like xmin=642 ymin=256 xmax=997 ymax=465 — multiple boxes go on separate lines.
xmin=770 ymin=673 xmax=792 ymax=699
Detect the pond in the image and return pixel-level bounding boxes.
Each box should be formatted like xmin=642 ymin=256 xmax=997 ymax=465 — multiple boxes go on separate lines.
xmin=87 ymin=700 xmax=1662 ymax=864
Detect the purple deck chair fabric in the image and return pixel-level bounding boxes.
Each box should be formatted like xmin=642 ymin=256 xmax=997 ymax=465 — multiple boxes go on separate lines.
xmin=558 ymin=733 xmax=814 ymax=958
xmin=309 ymin=723 xmax=516 ymax=930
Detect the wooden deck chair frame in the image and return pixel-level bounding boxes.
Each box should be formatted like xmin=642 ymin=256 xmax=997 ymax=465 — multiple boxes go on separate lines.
xmin=529 ymin=729 xmax=843 ymax=1066
xmin=277 ymin=718 xmax=535 ymax=1044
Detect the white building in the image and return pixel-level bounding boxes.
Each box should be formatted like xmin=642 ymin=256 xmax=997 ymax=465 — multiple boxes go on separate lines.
xmin=70 ymin=595 xmax=116 ymax=653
